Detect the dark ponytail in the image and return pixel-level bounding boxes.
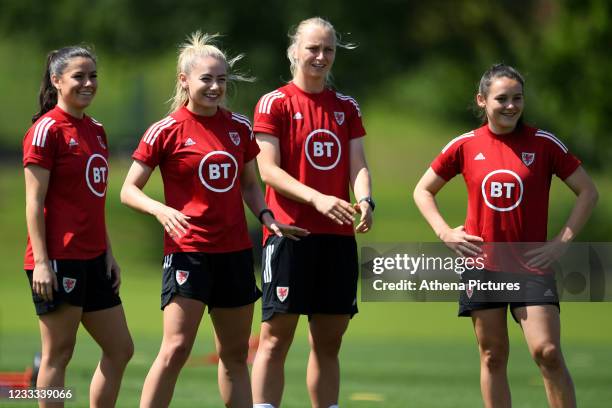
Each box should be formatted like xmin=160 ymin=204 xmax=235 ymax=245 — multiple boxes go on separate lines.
xmin=31 ymin=46 xmax=97 ymax=123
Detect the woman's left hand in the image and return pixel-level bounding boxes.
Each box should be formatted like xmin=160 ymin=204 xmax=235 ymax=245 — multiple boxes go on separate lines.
xmin=264 ymin=217 xmax=310 ymax=241
xmin=106 ymin=251 xmax=122 ymax=294
xmin=354 ymin=201 xmax=373 ymax=233
xmin=524 ymin=239 xmax=569 ymax=269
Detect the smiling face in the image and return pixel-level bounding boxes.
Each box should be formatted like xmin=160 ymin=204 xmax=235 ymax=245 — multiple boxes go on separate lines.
xmin=180 ymin=55 xmax=227 ymax=116
xmin=293 ymin=24 xmax=336 ymax=85
xmin=477 ymin=76 xmax=524 ymax=134
xmin=51 ymin=56 xmax=97 ymax=117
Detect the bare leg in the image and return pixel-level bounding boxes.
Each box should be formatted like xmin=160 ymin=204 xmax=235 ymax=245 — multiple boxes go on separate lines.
xmin=251 ymin=314 xmax=299 ymax=407
xmin=210 ymin=303 xmax=254 ymax=407
xmin=471 ymin=308 xmax=511 ymax=408
xmin=81 ymin=305 xmax=134 ymax=408
xmin=306 ymin=314 xmax=349 ymax=408
xmin=514 ymin=305 xmax=576 ymax=408
xmin=37 ymin=304 xmax=82 ymax=408
xmin=140 ymin=296 xmax=204 ymax=408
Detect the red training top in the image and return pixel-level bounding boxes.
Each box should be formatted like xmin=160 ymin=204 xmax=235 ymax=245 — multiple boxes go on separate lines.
xmin=23 ymin=106 xmax=109 ymax=269
xmin=132 ymin=107 xmax=259 ymax=254
xmin=253 ymin=82 xmax=366 ymax=241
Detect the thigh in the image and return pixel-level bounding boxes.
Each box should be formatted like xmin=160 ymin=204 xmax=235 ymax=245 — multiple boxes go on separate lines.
xmin=308 ymin=314 xmax=350 ymax=345
xmin=210 ymin=303 xmax=254 ymax=352
xmin=471 ymin=307 xmax=510 ymax=349
xmin=512 ymin=304 xmax=561 ymax=350
xmin=38 ymin=303 xmax=82 ymax=349
xmin=81 ymin=304 xmax=132 ymax=353
xmin=162 ymin=296 xmax=206 ymax=344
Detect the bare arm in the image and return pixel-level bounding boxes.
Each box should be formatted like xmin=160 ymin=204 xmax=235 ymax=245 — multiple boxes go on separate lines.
xmin=239 ymin=160 xmax=309 ymax=240
xmin=255 ymin=133 xmax=355 ymax=225
xmin=120 ymin=160 xmax=190 ymax=238
xmin=349 ymin=137 xmax=373 ymax=233
xmin=526 ymin=166 xmax=599 ymax=267
xmin=24 ymin=164 xmax=57 ymax=301
xmin=413 ymin=167 xmax=483 ymax=256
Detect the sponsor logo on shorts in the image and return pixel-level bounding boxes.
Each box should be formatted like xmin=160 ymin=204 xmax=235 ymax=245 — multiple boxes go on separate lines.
xmin=63 ymin=277 xmax=77 ymax=293
xmin=176 ymin=270 xmax=190 ymax=286
xmin=466 ymin=287 xmax=474 ymax=299
xmin=544 ymin=289 xmax=554 ymax=297
xmin=276 ymin=286 xmax=289 ymax=302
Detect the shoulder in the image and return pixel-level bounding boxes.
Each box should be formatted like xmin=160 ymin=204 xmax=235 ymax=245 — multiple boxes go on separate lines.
xmin=533 ymin=127 xmax=569 ymax=154
xmin=229 ymin=111 xmax=253 ymax=132
xmin=88 ymin=115 xmax=105 ymax=128
xmin=333 ymin=90 xmax=362 ymax=117
xmin=141 ymin=115 xmax=179 ymax=145
xmin=256 ymin=87 xmax=288 ymax=115
xmin=440 ymin=130 xmax=477 ymax=154
xmin=27 ymin=114 xmax=60 ymax=147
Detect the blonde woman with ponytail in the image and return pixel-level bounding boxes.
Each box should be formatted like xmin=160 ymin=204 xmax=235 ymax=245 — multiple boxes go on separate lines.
xmin=121 ymin=32 xmax=307 ymax=408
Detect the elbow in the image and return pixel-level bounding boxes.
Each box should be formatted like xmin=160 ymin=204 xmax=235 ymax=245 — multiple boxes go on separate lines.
xmin=119 ymin=185 xmax=130 ymax=206
xmin=589 ymin=186 xmax=599 ymax=207
xmin=258 ymin=167 xmax=273 ymax=186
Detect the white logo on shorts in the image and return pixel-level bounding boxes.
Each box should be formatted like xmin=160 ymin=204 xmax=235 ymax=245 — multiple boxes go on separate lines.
xmin=63 ymin=277 xmax=77 ymax=293
xmin=276 ymin=286 xmax=289 ymax=302
xmin=466 ymin=287 xmax=474 ymax=299
xmin=176 ymin=270 xmax=190 ymax=286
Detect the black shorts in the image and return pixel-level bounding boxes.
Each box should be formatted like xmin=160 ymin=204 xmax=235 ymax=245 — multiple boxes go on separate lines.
xmin=25 ymin=252 xmax=121 ymax=316
xmin=458 ymin=269 xmax=560 ymax=323
xmin=261 ymin=234 xmax=359 ymax=321
xmin=161 ymin=250 xmax=261 ymax=311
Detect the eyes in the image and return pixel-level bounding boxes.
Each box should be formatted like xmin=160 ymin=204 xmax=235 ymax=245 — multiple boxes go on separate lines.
xmin=70 ymin=72 xmax=97 ymax=81
xmin=494 ymin=95 xmax=523 ymax=104
xmin=305 ymin=45 xmax=335 ymax=54
xmin=199 ymin=75 xmax=227 ymax=84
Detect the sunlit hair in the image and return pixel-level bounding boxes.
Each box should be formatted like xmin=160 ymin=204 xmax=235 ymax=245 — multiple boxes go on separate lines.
xmin=476 ymin=63 xmax=525 ymax=124
xmin=169 ymin=31 xmax=253 ymax=113
xmin=32 ymin=46 xmax=96 ymax=123
xmin=287 ymin=17 xmax=357 ymax=84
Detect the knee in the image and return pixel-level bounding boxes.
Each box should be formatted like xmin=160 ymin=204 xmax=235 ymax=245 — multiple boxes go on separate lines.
xmin=44 ymin=340 xmax=76 ymax=368
xmin=309 ymin=334 xmax=343 ymax=358
xmin=479 ymin=346 xmax=509 ymax=372
xmin=218 ymin=341 xmax=249 ymax=368
xmin=532 ymin=343 xmax=563 ymax=371
xmin=105 ymin=338 xmax=134 ymax=366
xmin=159 ymin=340 xmax=192 ymax=370
xmin=258 ymin=334 xmax=292 ymax=362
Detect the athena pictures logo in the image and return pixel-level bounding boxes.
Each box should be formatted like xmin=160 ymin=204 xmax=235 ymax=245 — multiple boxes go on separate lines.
xmin=304 ymin=129 xmax=341 ymax=170
xmin=481 ymin=169 xmax=524 ymax=212
xmin=85 ymin=154 xmax=109 ymax=197
xmin=198 ymin=151 xmax=238 ymax=193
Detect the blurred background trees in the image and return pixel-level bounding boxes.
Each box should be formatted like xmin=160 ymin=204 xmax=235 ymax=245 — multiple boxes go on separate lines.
xmin=0 ymin=0 xmax=609 ymax=166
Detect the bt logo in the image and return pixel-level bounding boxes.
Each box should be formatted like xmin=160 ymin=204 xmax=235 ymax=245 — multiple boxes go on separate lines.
xmin=304 ymin=129 xmax=341 ymax=170
xmin=198 ymin=151 xmax=238 ymax=193
xmin=481 ymin=169 xmax=523 ymax=212
xmin=86 ymin=154 xmax=108 ymax=197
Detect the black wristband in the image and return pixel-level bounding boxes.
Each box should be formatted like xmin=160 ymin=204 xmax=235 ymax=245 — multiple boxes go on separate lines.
xmin=258 ymin=209 xmax=275 ymax=224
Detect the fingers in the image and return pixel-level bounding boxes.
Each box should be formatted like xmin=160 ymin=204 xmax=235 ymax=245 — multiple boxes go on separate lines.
xmin=464 ymin=234 xmax=484 ymax=242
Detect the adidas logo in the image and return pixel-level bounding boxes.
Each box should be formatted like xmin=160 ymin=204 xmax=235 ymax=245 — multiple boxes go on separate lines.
xmin=184 ymin=138 xmax=196 ymax=147
xmin=68 ymin=138 xmax=78 ymax=147
xmin=474 ymin=152 xmax=486 ymax=160
xmin=544 ymin=289 xmax=554 ymax=297
xmin=293 ymin=112 xmax=303 ymax=120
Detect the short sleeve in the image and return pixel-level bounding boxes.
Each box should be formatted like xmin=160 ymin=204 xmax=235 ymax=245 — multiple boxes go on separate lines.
xmin=430 ymin=137 xmax=465 ymax=181
xmin=23 ymin=118 xmax=59 ymax=169
xmin=231 ymin=112 xmax=260 ymax=163
xmin=549 ymin=138 xmax=581 ymax=180
xmin=132 ymin=117 xmax=176 ymax=168
xmin=253 ymin=91 xmax=285 ymax=137
xmin=340 ymin=94 xmax=366 ymax=139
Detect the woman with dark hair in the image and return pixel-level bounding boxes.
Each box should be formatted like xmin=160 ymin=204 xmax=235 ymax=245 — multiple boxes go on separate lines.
xmin=24 ymin=46 xmax=133 ymax=407
xmin=414 ymin=63 xmax=598 ymax=408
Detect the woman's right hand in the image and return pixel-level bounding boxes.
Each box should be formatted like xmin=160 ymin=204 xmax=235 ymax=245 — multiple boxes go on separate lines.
xmin=154 ymin=205 xmax=191 ymax=239
xmin=440 ymin=225 xmax=483 ymax=257
xmin=312 ymin=193 xmax=356 ymax=225
xmin=32 ymin=261 xmax=58 ymax=302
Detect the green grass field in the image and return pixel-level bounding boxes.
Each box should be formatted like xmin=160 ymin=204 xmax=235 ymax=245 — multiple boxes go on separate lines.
xmin=1 ymin=109 xmax=611 ymax=407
